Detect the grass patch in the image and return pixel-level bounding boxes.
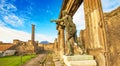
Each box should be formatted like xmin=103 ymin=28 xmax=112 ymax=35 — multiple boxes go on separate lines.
xmin=0 ymin=54 xmax=36 ymax=66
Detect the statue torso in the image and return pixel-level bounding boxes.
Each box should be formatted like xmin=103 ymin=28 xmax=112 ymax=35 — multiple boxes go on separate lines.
xmin=62 ymin=15 xmax=76 ymax=35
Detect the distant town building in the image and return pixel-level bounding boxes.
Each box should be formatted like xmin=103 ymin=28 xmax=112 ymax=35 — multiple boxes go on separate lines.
xmin=0 ymin=43 xmax=15 ymax=56
xmin=13 ymin=39 xmax=20 ymax=45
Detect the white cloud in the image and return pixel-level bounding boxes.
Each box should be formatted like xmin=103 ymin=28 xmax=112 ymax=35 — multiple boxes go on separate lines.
xmin=0 ymin=0 xmax=119 ymax=43
xmin=73 ymin=3 xmax=85 ymax=31
xmin=0 ymin=0 xmax=55 ymax=43
xmin=0 ymin=0 xmax=6 ymax=4
xmin=36 ymin=34 xmax=55 ymax=43
xmin=0 ymin=20 xmax=5 ymax=26
xmin=73 ymin=0 xmax=120 ymax=30
xmin=46 ymin=9 xmax=53 ymax=15
xmin=0 ymin=26 xmax=55 ymax=43
xmin=73 ymin=3 xmax=85 ymax=36
xmin=101 ymin=0 xmax=120 ymax=12
xmin=3 ymin=14 xmax=23 ymax=26
xmin=6 ymin=3 xmax=17 ymax=11
xmin=73 ymin=0 xmax=120 ymax=36
xmin=0 ymin=0 xmax=24 ymax=27
xmin=0 ymin=0 xmax=17 ymax=13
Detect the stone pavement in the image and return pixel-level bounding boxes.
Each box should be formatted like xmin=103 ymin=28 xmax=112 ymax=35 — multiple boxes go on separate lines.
xmin=23 ymin=54 xmax=46 ymax=66
xmin=53 ymin=54 xmax=64 ymax=66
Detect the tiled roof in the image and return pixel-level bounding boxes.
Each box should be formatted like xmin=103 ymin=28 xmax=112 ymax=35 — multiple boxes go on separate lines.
xmin=0 ymin=44 xmax=14 ymax=51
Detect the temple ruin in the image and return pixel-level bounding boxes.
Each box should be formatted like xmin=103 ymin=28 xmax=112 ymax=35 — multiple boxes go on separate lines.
xmin=53 ymin=0 xmax=120 ymax=66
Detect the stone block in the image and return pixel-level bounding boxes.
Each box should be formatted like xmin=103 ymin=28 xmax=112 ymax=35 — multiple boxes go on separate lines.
xmin=63 ymin=55 xmax=94 ymax=61
xmin=70 ymin=60 xmax=97 ymax=66
xmin=62 ymin=55 xmax=97 ymax=66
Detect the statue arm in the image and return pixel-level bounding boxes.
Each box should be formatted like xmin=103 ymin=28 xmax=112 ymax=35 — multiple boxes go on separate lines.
xmin=50 ymin=15 xmax=68 ymax=23
xmin=50 ymin=18 xmax=64 ymax=23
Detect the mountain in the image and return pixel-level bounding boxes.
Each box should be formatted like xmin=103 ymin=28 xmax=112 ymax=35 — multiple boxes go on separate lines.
xmin=40 ymin=41 xmax=50 ymax=44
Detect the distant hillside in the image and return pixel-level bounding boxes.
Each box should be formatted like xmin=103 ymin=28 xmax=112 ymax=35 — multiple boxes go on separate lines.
xmin=40 ymin=41 xmax=49 ymax=44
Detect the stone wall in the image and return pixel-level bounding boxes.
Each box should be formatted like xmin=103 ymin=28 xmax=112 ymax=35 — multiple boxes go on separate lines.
xmin=13 ymin=39 xmax=20 ymax=45
xmin=39 ymin=43 xmax=54 ymax=52
xmin=44 ymin=43 xmax=54 ymax=51
xmin=15 ymin=41 xmax=35 ymax=55
xmin=80 ymin=6 xmax=120 ymax=66
xmin=104 ymin=7 xmax=120 ymax=66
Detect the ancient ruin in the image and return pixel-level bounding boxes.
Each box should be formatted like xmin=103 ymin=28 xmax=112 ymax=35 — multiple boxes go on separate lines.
xmin=52 ymin=0 xmax=120 ymax=66
xmin=0 ymin=0 xmax=120 ymax=66
xmin=0 ymin=25 xmax=39 ymax=56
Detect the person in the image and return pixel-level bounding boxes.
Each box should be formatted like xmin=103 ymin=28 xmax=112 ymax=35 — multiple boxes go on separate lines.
xmin=51 ymin=10 xmax=86 ymax=55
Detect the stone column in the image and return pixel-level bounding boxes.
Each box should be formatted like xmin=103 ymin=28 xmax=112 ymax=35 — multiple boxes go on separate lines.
xmin=54 ymin=38 xmax=58 ymax=54
xmin=58 ymin=25 xmax=65 ymax=56
xmin=57 ymin=30 xmax=60 ymax=55
xmin=98 ymin=1 xmax=109 ymax=66
xmin=84 ymin=0 xmax=107 ymax=66
xmin=83 ymin=0 xmax=91 ymax=49
xmin=31 ymin=24 xmax=35 ymax=53
xmin=31 ymin=24 xmax=35 ymax=45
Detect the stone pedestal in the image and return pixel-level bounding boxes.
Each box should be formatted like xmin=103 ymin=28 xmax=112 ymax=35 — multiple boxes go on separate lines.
xmin=62 ymin=55 xmax=97 ymax=66
xmin=63 ymin=55 xmax=94 ymax=61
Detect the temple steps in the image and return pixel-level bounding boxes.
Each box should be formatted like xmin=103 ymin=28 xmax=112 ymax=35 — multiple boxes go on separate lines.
xmin=62 ymin=55 xmax=97 ymax=66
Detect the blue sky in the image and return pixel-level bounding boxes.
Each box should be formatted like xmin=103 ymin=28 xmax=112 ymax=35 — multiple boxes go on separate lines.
xmin=0 ymin=0 xmax=120 ymax=43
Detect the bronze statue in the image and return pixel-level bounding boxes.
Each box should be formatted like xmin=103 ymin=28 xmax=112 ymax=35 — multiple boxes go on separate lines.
xmin=51 ymin=10 xmax=86 ymax=55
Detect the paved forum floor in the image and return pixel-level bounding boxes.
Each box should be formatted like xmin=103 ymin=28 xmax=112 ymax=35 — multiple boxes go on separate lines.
xmin=23 ymin=54 xmax=46 ymax=66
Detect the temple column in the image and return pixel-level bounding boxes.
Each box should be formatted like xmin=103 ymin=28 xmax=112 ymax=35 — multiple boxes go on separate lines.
xmin=31 ymin=24 xmax=35 ymax=45
xmin=83 ymin=0 xmax=91 ymax=50
xmin=84 ymin=0 xmax=107 ymax=66
xmin=58 ymin=25 xmax=65 ymax=56
xmin=57 ymin=30 xmax=60 ymax=55
xmin=31 ymin=24 xmax=35 ymax=53
xmin=54 ymin=38 xmax=58 ymax=54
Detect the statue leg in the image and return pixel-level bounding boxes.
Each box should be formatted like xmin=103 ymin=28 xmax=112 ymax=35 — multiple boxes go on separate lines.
xmin=74 ymin=32 xmax=87 ymax=54
xmin=66 ymin=36 xmax=73 ymax=56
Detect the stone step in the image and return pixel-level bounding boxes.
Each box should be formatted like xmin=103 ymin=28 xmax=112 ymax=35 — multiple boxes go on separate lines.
xmin=54 ymin=61 xmax=63 ymax=66
xmin=53 ymin=54 xmax=63 ymax=66
xmin=62 ymin=55 xmax=97 ymax=66
xmin=63 ymin=55 xmax=94 ymax=61
xmin=68 ymin=60 xmax=97 ymax=66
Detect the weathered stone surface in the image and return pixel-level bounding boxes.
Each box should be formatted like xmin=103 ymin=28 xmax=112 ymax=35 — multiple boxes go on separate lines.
xmin=83 ymin=0 xmax=107 ymax=66
xmin=53 ymin=54 xmax=63 ymax=66
xmin=57 ymin=0 xmax=120 ymax=66
xmin=39 ymin=43 xmax=54 ymax=51
xmin=13 ymin=39 xmax=20 ymax=45
xmin=15 ymin=41 xmax=35 ymax=55
xmin=58 ymin=25 xmax=65 ymax=56
xmin=54 ymin=38 xmax=58 ymax=54
xmin=63 ymin=55 xmax=97 ymax=66
xmin=74 ymin=45 xmax=82 ymax=54
xmin=104 ymin=7 xmax=120 ymax=66
xmin=63 ymin=55 xmax=94 ymax=61
xmin=70 ymin=60 xmax=97 ymax=66
xmin=79 ymin=6 xmax=120 ymax=66
xmin=31 ymin=24 xmax=35 ymax=45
